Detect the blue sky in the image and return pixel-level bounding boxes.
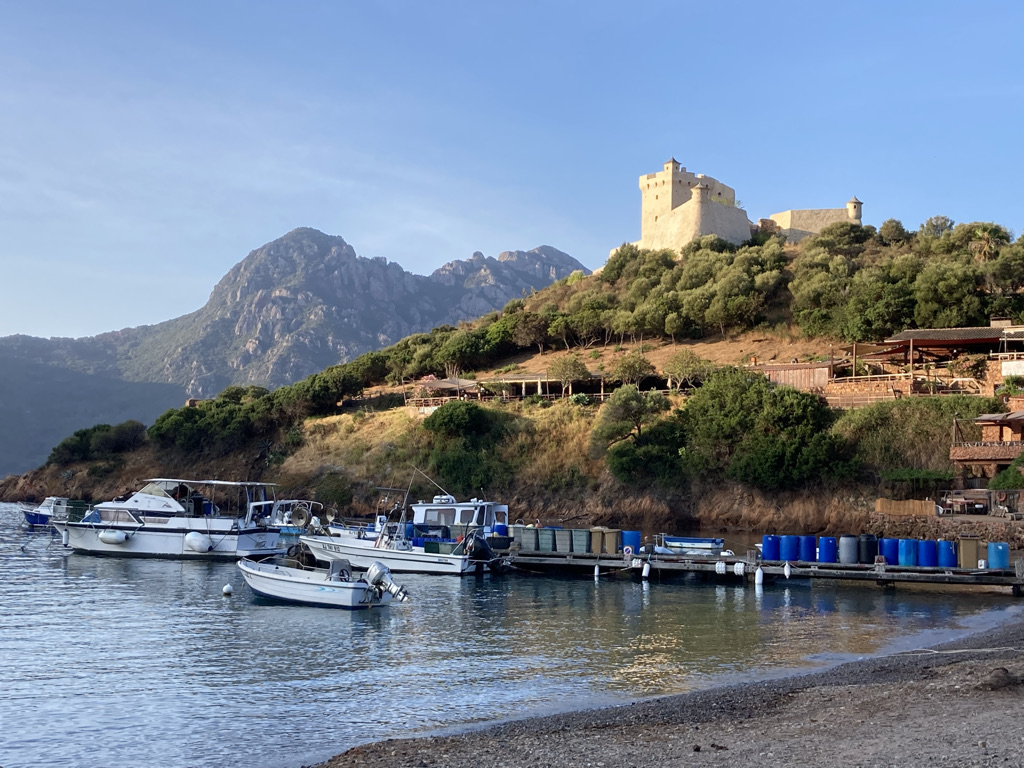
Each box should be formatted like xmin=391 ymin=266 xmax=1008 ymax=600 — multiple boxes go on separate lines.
xmin=2 ymin=1 xmax=1022 ymax=338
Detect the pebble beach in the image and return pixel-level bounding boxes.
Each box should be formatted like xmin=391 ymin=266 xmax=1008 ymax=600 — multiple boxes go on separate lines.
xmin=311 ymin=610 xmax=1024 ymax=768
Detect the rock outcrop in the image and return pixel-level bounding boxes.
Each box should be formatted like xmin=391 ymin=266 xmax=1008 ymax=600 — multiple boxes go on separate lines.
xmin=0 ymin=228 xmax=587 ymax=474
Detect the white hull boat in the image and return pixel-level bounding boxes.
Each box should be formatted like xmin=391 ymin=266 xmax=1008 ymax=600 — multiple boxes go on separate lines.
xmin=300 ymin=532 xmax=486 ymax=575
xmin=52 ymin=479 xmax=285 ymax=560
xmin=238 ymin=554 xmax=409 ymax=609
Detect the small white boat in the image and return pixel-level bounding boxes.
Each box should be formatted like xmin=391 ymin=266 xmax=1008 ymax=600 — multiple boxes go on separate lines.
xmin=659 ymin=535 xmax=726 ymax=554
xmin=51 ymin=479 xmax=286 ymax=560
xmin=238 ymin=553 xmax=409 ymax=609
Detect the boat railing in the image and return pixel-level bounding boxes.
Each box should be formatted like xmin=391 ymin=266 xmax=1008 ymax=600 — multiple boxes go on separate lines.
xmin=61 ymin=501 xmax=94 ymax=523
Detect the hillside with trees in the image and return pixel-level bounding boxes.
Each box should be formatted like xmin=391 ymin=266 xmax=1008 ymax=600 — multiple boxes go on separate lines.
xmin=4 ymin=214 xmax=1022 ymax=534
xmin=0 ymin=228 xmax=587 ymax=475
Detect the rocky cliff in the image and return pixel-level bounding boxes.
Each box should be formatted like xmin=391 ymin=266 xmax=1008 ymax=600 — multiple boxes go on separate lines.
xmin=0 ymin=228 xmax=587 ymax=475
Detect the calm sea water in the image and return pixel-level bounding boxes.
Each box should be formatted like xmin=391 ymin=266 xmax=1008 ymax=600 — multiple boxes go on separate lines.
xmin=2 ymin=502 xmax=1020 ymax=768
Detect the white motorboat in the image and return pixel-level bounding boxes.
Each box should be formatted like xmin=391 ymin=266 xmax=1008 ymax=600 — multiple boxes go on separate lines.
xmin=303 ymin=477 xmax=510 ymax=575
xmin=238 ymin=551 xmax=409 ymax=609
xmin=325 ymin=493 xmax=509 ymax=540
xmin=51 ymin=479 xmax=286 ymax=560
xmin=300 ymin=526 xmax=503 ymax=575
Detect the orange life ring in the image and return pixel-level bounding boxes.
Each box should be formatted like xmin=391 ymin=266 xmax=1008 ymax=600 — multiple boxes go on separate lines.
xmin=996 ymin=491 xmax=1007 ymax=502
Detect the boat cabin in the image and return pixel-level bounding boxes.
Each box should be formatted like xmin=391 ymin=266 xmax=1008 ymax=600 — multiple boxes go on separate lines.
xmin=89 ymin=479 xmax=279 ymax=524
xmin=409 ymin=495 xmax=509 ymax=537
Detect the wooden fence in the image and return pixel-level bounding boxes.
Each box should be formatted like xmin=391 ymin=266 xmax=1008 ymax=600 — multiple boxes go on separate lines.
xmin=874 ymin=498 xmax=940 ymax=517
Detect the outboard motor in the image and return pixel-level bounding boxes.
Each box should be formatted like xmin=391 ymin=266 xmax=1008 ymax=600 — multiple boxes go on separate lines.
xmin=365 ymin=561 xmax=410 ymax=602
xmin=465 ymin=532 xmax=496 ymax=563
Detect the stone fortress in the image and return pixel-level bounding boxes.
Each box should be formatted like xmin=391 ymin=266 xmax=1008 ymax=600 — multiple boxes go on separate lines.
xmin=624 ymin=158 xmax=861 ymax=253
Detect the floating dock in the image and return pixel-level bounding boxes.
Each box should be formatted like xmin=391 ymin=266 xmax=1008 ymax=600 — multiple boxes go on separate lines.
xmin=509 ymin=549 xmax=1024 ymax=596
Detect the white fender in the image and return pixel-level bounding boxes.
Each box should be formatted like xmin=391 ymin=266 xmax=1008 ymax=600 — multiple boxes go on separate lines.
xmin=641 ymin=562 xmax=651 ymax=580
xmin=783 ymin=562 xmax=792 ymax=579
xmin=733 ymin=562 xmax=745 ymax=577
xmin=185 ymin=531 xmax=213 ymax=553
xmin=715 ymin=560 xmax=726 ymax=575
xmin=98 ymin=529 xmax=127 ymax=545
xmin=755 ymin=566 xmax=764 ymax=585
xmin=61 ymin=528 xmax=70 ymax=547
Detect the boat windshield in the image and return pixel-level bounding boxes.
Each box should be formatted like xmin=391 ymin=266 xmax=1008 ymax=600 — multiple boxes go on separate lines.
xmin=423 ymin=507 xmax=456 ymax=526
xmin=137 ymin=482 xmax=177 ymax=499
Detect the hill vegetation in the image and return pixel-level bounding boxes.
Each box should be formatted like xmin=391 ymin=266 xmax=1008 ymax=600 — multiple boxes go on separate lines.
xmin=0 ymin=229 xmax=586 ymax=475
xmin=4 ymin=214 xmax=1022 ymax=531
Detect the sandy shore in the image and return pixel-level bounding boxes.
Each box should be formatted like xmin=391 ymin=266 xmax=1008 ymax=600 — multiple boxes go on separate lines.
xmin=310 ymin=610 xmax=1024 ymax=768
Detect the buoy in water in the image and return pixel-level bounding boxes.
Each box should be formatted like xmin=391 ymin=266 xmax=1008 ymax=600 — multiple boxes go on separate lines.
xmin=222 ymin=584 xmax=233 ymax=596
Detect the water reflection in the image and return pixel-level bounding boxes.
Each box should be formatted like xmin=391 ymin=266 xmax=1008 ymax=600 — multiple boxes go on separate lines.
xmin=0 ymin=504 xmax=1017 ymax=768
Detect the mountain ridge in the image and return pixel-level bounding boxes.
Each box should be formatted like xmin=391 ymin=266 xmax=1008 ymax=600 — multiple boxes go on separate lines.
xmin=0 ymin=227 xmax=587 ymax=474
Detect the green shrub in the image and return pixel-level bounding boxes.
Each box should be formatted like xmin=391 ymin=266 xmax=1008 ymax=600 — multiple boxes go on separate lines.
xmin=422 ymin=400 xmax=490 ymax=439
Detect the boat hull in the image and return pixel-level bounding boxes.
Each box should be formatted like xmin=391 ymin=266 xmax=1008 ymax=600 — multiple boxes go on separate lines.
xmin=23 ymin=511 xmax=52 ymax=528
xmin=237 ymin=559 xmax=390 ymax=609
xmin=300 ymin=534 xmax=475 ymax=575
xmin=52 ymin=520 xmax=284 ymax=560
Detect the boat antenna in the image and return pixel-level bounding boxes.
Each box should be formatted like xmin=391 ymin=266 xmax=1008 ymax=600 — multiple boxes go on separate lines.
xmin=411 ymin=465 xmax=450 ymax=497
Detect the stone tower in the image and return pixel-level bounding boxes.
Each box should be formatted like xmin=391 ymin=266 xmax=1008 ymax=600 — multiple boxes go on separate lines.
xmin=846 ymin=196 xmax=863 ymax=223
xmin=632 ymin=160 xmax=751 ymax=251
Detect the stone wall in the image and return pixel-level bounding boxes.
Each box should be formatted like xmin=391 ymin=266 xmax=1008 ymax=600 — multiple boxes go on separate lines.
xmin=771 ymin=207 xmax=859 ymax=244
xmin=824 ymin=378 xmax=910 ymax=396
xmin=869 ymin=514 xmax=1024 ymax=550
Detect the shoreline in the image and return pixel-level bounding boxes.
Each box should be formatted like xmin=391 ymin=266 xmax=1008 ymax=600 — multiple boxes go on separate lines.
xmin=311 ymin=606 xmax=1024 ymax=768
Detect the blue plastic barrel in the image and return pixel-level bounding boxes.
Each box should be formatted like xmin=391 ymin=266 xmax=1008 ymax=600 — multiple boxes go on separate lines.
xmin=917 ymin=539 xmax=938 ymax=568
xmin=859 ymin=534 xmax=879 ymax=564
xmin=622 ymin=530 xmax=642 ymax=553
xmin=838 ymin=535 xmax=859 ymax=564
xmin=880 ymin=538 xmax=899 ymax=565
xmin=494 ymin=523 xmax=508 ymax=537
xmin=761 ymin=535 xmax=781 ymax=561
xmin=780 ymin=535 xmax=800 ymax=562
xmin=405 ymin=522 xmax=415 ymax=539
xmin=988 ymin=542 xmax=1010 ymax=570
xmin=898 ymin=539 xmax=918 ymax=567
xmin=799 ymin=535 xmax=817 ymax=562
xmin=818 ymin=536 xmax=838 ymax=563
xmin=937 ymin=540 xmax=957 ymax=568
